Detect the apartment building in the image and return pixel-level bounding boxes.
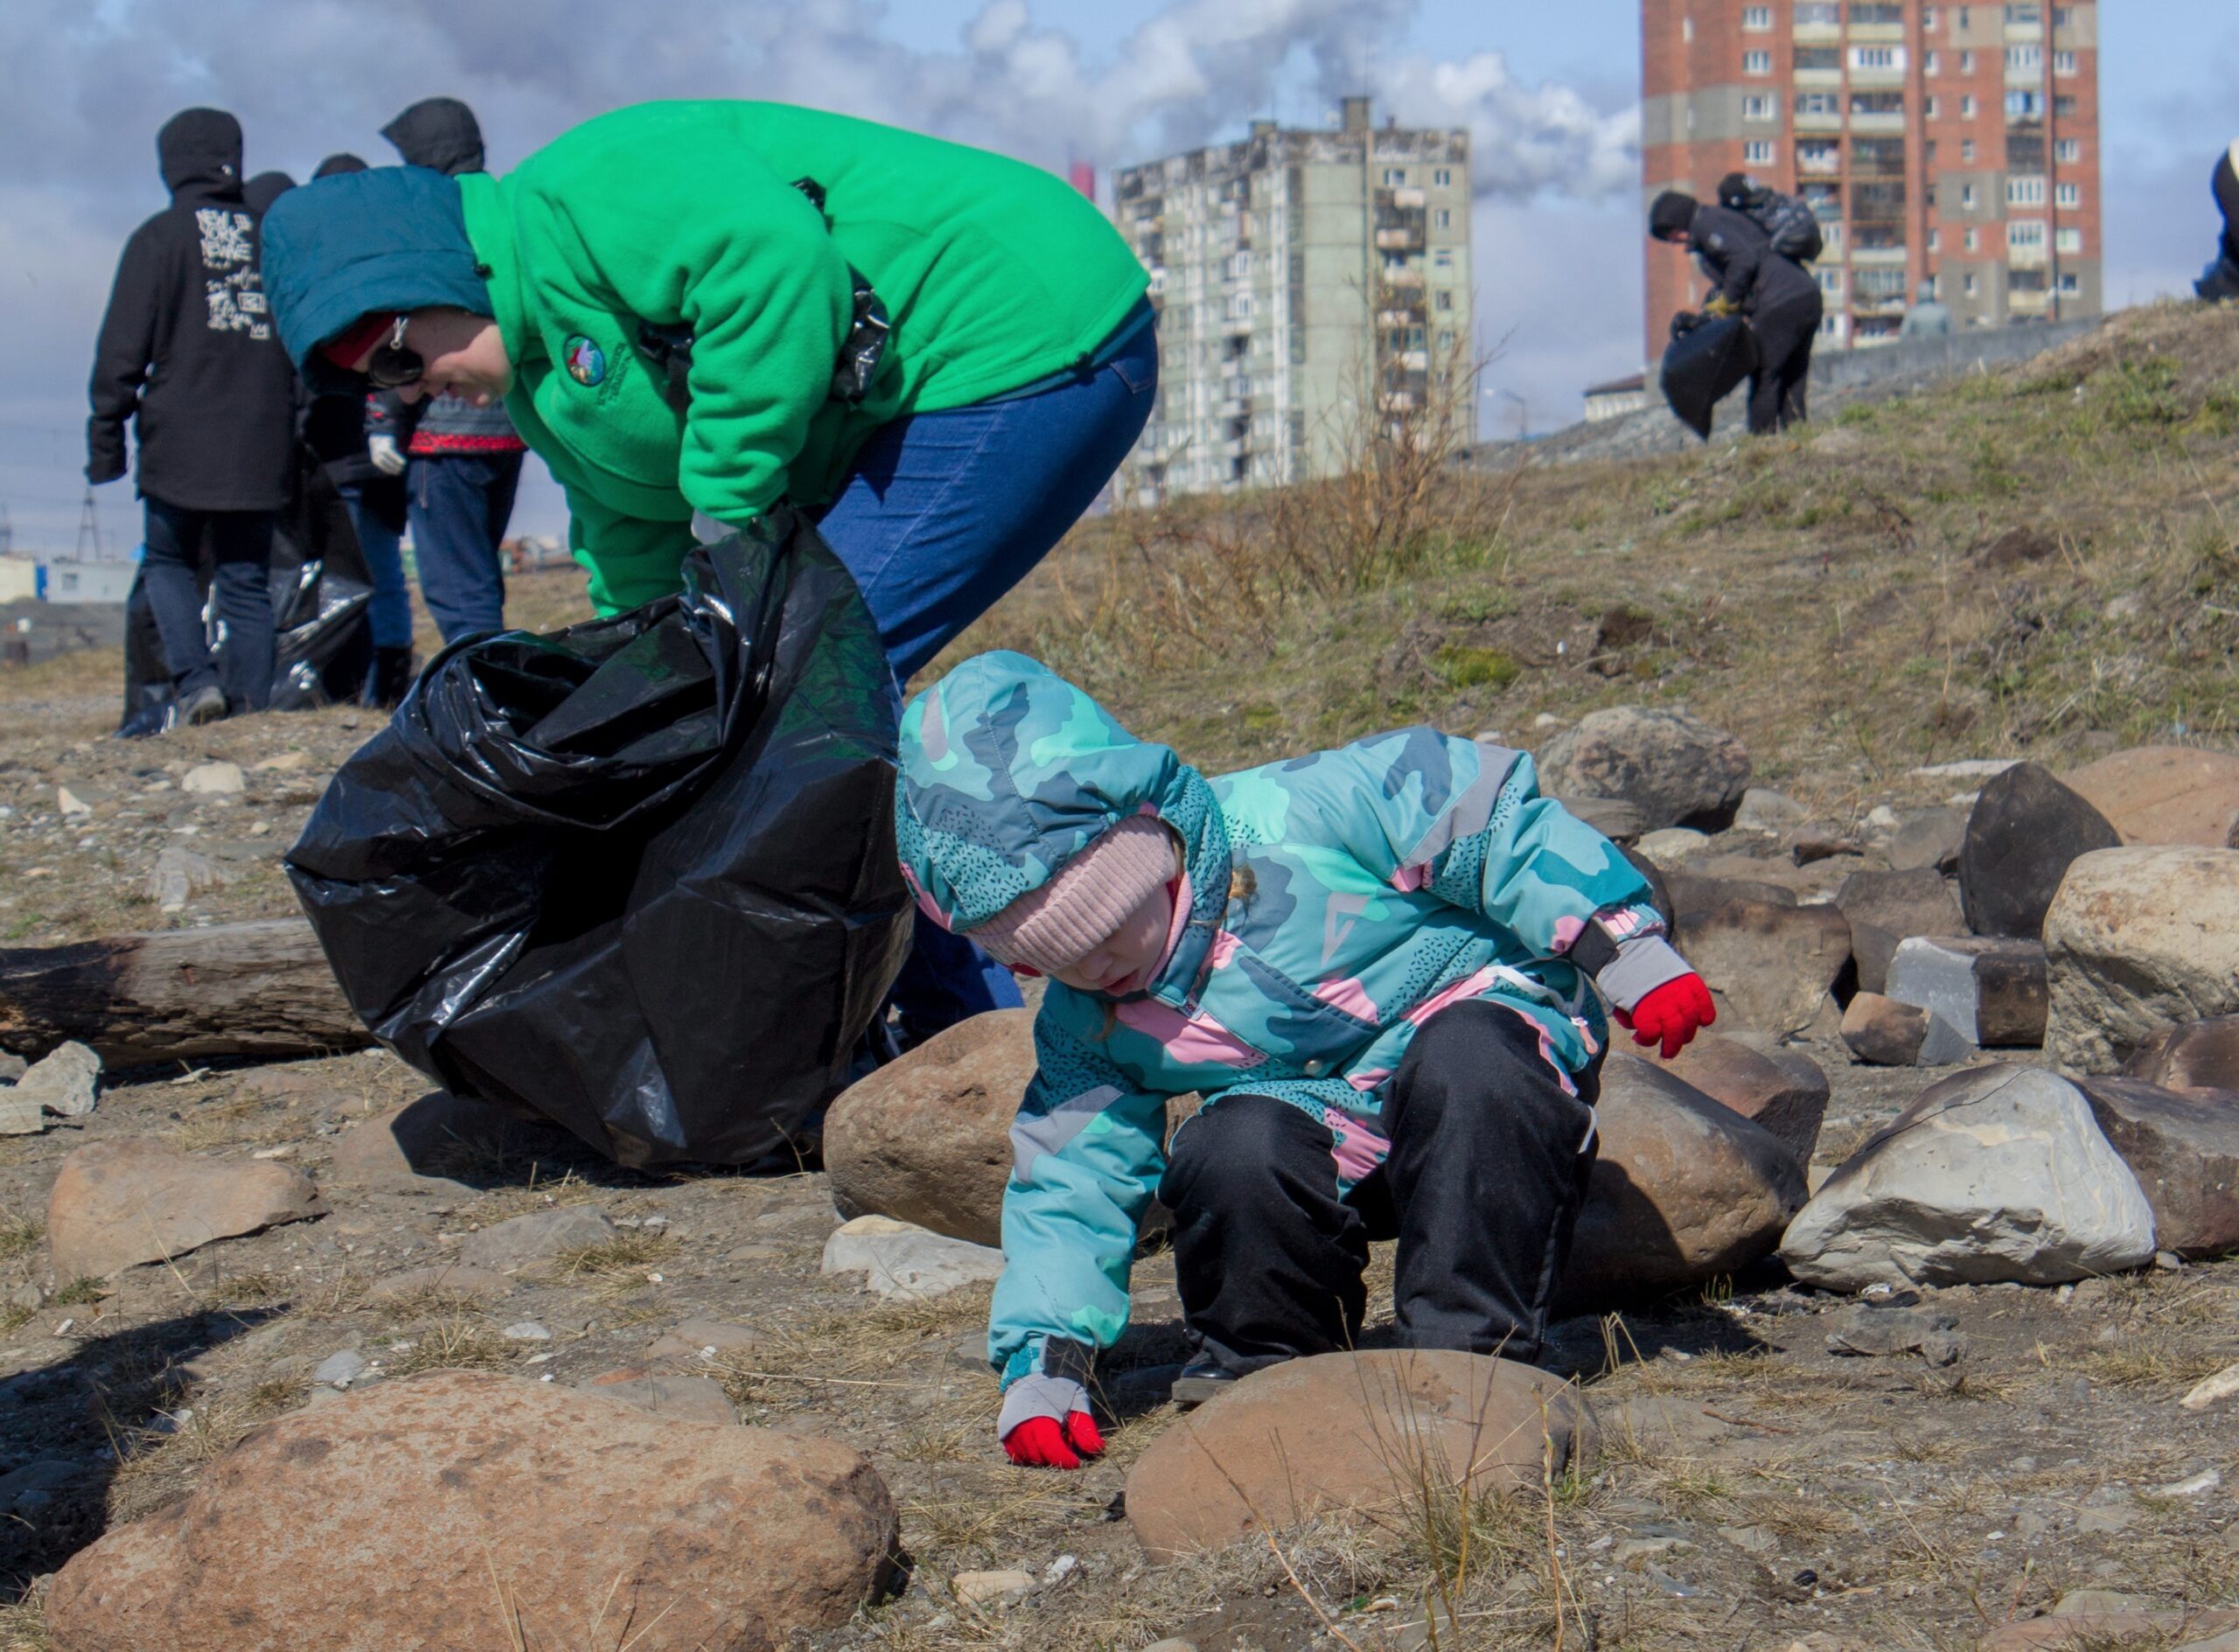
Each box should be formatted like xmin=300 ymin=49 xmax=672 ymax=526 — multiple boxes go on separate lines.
xmin=1112 ymin=98 xmax=1474 ymax=498
xmin=1642 ymin=1 xmax=2101 ymax=357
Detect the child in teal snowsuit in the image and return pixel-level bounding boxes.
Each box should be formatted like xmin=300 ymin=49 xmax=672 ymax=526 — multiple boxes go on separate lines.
xmin=896 ymin=652 xmax=1716 ymax=1469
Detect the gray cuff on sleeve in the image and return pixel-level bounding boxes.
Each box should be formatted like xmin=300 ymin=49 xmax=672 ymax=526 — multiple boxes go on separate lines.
xmin=1595 ymin=934 xmax=1694 ymax=1013
xmin=998 ymin=1374 xmax=1092 ymax=1438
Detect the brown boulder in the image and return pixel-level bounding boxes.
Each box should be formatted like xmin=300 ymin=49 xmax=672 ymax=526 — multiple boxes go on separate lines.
xmin=1678 ymin=898 xmax=1853 ymax=1036
xmin=823 ymin=1009 xmax=1035 ymax=1248
xmin=46 ymin=1139 xmax=324 ymax=1280
xmin=45 ymin=1370 xmax=898 ymax=1652
xmin=2124 ymin=1016 xmax=2239 ymax=1093
xmin=1662 ymin=1034 xmax=1829 ymax=1163
xmin=2062 ymin=745 xmax=2239 ymax=848
xmin=2075 ymin=1076 xmax=2239 ymax=1259
xmin=1839 ymin=993 xmax=1973 ymax=1068
xmin=1124 ymin=1351 xmax=1590 ymax=1560
xmin=1559 ymin=1056 xmax=1807 ymax=1311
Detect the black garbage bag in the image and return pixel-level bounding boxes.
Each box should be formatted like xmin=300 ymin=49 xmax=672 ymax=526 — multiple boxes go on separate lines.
xmin=284 ymin=508 xmax=912 ymax=1168
xmin=1661 ymin=313 xmax=1761 ymax=439
xmin=2198 ymin=251 xmax=2239 ymax=302
xmin=117 ymin=445 xmax=375 ymax=735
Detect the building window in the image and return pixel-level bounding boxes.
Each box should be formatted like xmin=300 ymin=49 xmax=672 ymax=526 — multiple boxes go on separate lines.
xmin=2007 ymin=220 xmax=2047 ymax=250
xmin=1926 ymin=95 xmax=1942 ymax=118
xmin=1433 ymin=207 xmax=1452 ymax=228
xmin=1433 ymin=247 xmax=1454 ymax=269
xmin=2055 ymin=94 xmax=2079 ymax=117
xmin=2054 ymin=50 xmax=2076 ymax=75
xmin=2053 ymin=6 xmax=2075 ymax=23
xmin=2058 ymin=271 xmax=2081 ymax=295
xmin=1851 ymin=46 xmax=1904 ymax=72
xmin=1381 ymin=168 xmax=1407 ymax=186
xmin=1961 ymin=96 xmax=1977 ymax=119
xmin=1230 ymin=292 xmax=1254 ymax=318
xmin=1745 ymin=139 xmax=1775 ymax=164
xmin=1925 ymin=5 xmax=1940 ymax=28
xmin=2006 ymin=45 xmax=2041 ymax=72
xmin=1796 ymin=45 xmax=1841 ymax=71
xmin=1852 ymin=2 xmax=1901 ymax=21
xmin=1929 ymin=228 xmax=1943 ymax=252
xmin=1926 ymin=52 xmax=1941 ymax=77
xmin=1817 ymin=268 xmax=1844 ymax=297
xmin=1742 ymin=5 xmax=1772 ymax=30
xmin=1961 ymin=184 xmax=1977 ymax=208
xmin=1229 ymin=251 xmax=1252 ymax=277
xmin=1963 ymin=273 xmax=1978 ymax=296
xmin=2055 ymin=226 xmax=2082 ymax=254
xmin=2055 ymin=181 xmax=2080 ymax=209
xmin=1794 ymin=90 xmax=1840 ymax=118
xmin=2055 ymin=137 xmax=2082 ymax=163
xmin=1433 ymin=168 xmax=1452 ymax=187
xmin=1959 ymin=51 xmax=1976 ymax=73
xmin=1962 ymin=138 xmax=1977 ymax=163
xmin=1433 ymin=289 xmax=1454 ymax=312
xmin=2006 ymin=89 xmax=2043 ymax=118
xmin=1796 ymin=0 xmax=1838 ymax=22
xmin=1745 ymin=50 xmax=1772 ymax=74
xmin=1744 ymin=95 xmax=1777 ymax=122
xmin=2005 ymin=3 xmax=2041 ymax=22
xmin=1682 ymin=16 xmax=1693 ymax=42
xmin=2007 ymin=176 xmax=2047 ymax=206
xmin=1965 ymin=227 xmax=1980 ymax=251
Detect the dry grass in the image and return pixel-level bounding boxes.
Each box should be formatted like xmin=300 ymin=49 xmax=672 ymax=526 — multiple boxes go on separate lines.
xmin=0 ymin=1208 xmax=41 ymax=1265
xmin=166 ymin=1093 xmax=298 ymax=1154
xmin=383 ymin=1314 xmax=515 ymax=1377
xmin=106 ymin=1380 xmax=304 ymax=1523
xmin=0 ymin=1593 xmax=48 ymax=1652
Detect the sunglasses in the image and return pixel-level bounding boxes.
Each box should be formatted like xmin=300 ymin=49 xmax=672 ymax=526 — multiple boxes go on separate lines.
xmin=365 ymin=315 xmax=424 ymax=390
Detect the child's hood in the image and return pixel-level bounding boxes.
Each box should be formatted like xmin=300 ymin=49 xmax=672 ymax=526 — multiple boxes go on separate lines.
xmin=896 ymin=652 xmax=1210 ymax=937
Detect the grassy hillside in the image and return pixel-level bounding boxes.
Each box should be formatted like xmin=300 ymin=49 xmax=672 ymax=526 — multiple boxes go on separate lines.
xmin=952 ymin=299 xmax=2239 ymax=807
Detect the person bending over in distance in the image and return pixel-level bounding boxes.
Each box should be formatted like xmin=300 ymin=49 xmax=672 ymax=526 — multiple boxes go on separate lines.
xmin=1650 ymin=187 xmax=1824 ymax=436
xmin=895 ymin=652 xmax=1716 ymax=1469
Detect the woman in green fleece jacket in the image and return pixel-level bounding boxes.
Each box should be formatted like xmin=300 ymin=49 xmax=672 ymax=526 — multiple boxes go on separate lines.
xmin=263 ymin=99 xmax=1156 ymax=1042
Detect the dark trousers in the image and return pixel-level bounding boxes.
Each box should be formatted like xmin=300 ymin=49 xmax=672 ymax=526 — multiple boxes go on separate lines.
xmin=1159 ymin=1000 xmax=1602 ymax=1370
xmin=407 ymin=450 xmax=520 ymax=645
xmin=142 ymin=498 xmax=275 ymax=709
xmin=1747 ymin=293 xmax=1823 ymax=435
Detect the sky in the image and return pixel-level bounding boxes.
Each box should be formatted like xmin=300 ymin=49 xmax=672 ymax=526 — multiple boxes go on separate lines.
xmin=0 ymin=0 xmax=2230 ymax=552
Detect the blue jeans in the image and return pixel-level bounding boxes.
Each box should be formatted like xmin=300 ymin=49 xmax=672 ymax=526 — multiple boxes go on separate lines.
xmin=408 ymin=450 xmax=521 ymax=645
xmin=339 ymin=484 xmax=413 ymax=650
xmin=141 ymin=498 xmax=275 ymax=709
xmin=819 ymin=309 xmax=1158 ymax=1038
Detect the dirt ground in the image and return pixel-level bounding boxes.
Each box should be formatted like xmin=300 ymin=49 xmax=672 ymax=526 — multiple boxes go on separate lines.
xmin=2 ymin=437 xmax=2237 ymax=1650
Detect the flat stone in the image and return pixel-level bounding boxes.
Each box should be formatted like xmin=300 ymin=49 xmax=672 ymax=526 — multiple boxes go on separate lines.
xmin=501 ymin=1321 xmax=551 ymax=1342
xmin=1733 ymin=788 xmax=1809 ymax=835
xmin=821 ymin=1216 xmax=1006 ymax=1301
xmin=951 ymin=1570 xmax=1036 ymax=1608
xmin=1536 ymin=707 xmax=1753 ymax=833
xmin=456 ymin=1206 xmax=617 ymax=1271
xmin=2075 ymin=1077 xmax=2239 ymax=1259
xmin=575 ymin=1372 xmax=737 ymax=1425
xmin=1662 ymin=1034 xmax=1828 ymax=1162
xmin=10 ymin=1040 xmax=101 ymax=1119
xmin=1836 ymin=868 xmax=1965 ymax=996
xmin=823 ymin=1009 xmax=1035 ymax=1248
xmin=1678 ymin=897 xmax=1853 ymax=1037
xmin=1664 ymin=873 xmax=1799 ymax=934
xmin=311 ymin=1349 xmax=369 ymax=1388
xmin=44 ymin=1370 xmax=896 ymax=1650
xmin=2062 ymin=745 xmax=2239 ymax=848
xmin=146 ymin=845 xmax=234 ymax=911
xmin=2042 ymin=847 xmax=2239 ymax=1071
xmin=1958 ymin=762 xmax=2120 ymax=940
xmin=1634 ymin=827 xmax=1712 ymax=867
xmin=366 ymin=1265 xmax=513 ymax=1303
xmin=1980 ymin=1613 xmax=2239 ymax=1652
xmin=1886 ymin=806 xmax=1965 ymax=875
xmin=2126 ymin=1017 xmax=2239 ymax=1093
xmin=645 ymin=1319 xmax=764 ymax=1364
xmin=2180 ymin=1360 xmax=2239 ymax=1411
xmin=180 ymin=761 xmax=246 ymax=797
xmin=1887 ymin=936 xmax=2048 ymax=1048
xmin=1559 ymin=1056 xmax=1806 ymax=1311
xmin=46 ymin=1138 xmax=325 ymax=1280
xmin=1781 ymin=1065 xmax=2157 ymax=1291
xmin=1124 ymin=1351 xmax=1591 ymax=1560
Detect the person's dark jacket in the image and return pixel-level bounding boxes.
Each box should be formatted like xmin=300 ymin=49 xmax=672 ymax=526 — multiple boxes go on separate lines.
xmin=86 ymin=108 xmax=296 ymax=512
xmin=1688 ymin=201 xmax=1820 ymax=314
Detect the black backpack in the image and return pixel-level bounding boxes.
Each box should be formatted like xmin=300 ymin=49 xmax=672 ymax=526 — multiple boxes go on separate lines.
xmin=1720 ymin=176 xmax=1824 ymax=264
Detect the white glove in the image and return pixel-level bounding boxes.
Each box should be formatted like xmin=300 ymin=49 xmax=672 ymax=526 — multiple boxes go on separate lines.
xmin=367 ymin=435 xmax=406 ymax=476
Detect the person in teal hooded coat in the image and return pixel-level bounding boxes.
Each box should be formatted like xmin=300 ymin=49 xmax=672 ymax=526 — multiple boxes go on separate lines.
xmin=896 ymin=652 xmax=1717 ymax=1469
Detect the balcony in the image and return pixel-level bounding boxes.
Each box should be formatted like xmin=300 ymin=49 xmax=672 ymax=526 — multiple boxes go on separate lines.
xmin=1849 ymin=110 xmax=1908 ymax=135
xmin=1375 ymin=227 xmax=1425 ymax=251
xmin=1389 ymin=186 xmax=1427 ymax=209
xmin=1379 ymin=268 xmax=1426 ymax=292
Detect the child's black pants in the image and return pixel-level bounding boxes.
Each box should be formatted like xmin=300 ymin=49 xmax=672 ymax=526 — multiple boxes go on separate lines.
xmin=1157 ymin=999 xmax=1602 ymax=1372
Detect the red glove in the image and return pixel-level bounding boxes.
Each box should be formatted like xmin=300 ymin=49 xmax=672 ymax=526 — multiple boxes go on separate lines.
xmin=1001 ymin=1411 xmax=1105 ymax=1469
xmin=1615 ymin=972 xmax=1716 ymax=1060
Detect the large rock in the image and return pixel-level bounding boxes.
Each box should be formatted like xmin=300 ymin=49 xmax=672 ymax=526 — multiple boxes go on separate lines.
xmin=820 ymin=1215 xmax=1006 ymax=1301
xmin=1676 ymin=897 xmax=1852 ymax=1036
xmin=1536 ymin=707 xmax=1752 ymax=833
xmin=2075 ymin=1077 xmax=2239 ymax=1259
xmin=1836 ymin=868 xmax=1964 ymax=995
xmin=327 ymin=1091 xmax=573 ymax=1192
xmin=823 ymin=1009 xmax=1035 ymax=1248
xmin=2124 ymin=1015 xmax=2239 ymax=1093
xmin=45 ymin=1370 xmax=897 ymax=1652
xmin=1559 ymin=1055 xmax=1806 ymax=1310
xmin=1885 ymin=806 xmax=1964 ymax=875
xmin=1839 ymin=993 xmax=1973 ymax=1068
xmin=12 ymin=1040 xmax=101 ymax=1118
xmin=1957 ymin=762 xmax=2120 ymax=939
xmin=1661 ymin=1034 xmax=1828 ymax=1163
xmin=1780 ymin=1065 xmax=2157 ymax=1290
xmin=1886 ymin=937 xmax=2048 ymax=1048
xmin=46 ymin=1139 xmax=324 ymax=1280
xmin=1123 ymin=1352 xmax=1591 ymax=1560
xmin=2041 ymin=847 xmax=2239 ymax=1072
xmin=2062 ymin=744 xmax=2239 ymax=848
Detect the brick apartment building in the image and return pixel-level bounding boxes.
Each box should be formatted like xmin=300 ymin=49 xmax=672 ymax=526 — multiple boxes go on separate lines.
xmin=1113 ymin=98 xmax=1474 ymax=498
xmin=1642 ymin=1 xmax=2101 ymax=361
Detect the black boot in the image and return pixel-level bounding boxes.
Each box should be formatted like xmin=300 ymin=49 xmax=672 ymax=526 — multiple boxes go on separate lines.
xmin=366 ymin=646 xmax=415 ymax=709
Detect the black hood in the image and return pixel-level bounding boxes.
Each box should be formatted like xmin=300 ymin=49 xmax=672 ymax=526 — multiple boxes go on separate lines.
xmin=244 ymin=171 xmax=296 ymax=214
xmin=381 ymin=98 xmax=485 ymax=176
xmin=157 ymin=108 xmax=244 ymax=198
xmin=313 ymin=152 xmax=368 ymax=179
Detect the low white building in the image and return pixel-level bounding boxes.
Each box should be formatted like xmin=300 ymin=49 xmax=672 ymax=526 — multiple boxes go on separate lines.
xmin=39 ymin=560 xmax=137 ymax=604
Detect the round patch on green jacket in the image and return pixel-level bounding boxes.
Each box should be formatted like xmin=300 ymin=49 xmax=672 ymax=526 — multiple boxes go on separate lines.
xmin=563 ymin=336 xmax=606 ymax=387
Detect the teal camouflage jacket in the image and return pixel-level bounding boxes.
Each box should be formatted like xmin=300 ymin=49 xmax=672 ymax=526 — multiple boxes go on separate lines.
xmin=895 ymin=653 xmax=1689 ymax=1390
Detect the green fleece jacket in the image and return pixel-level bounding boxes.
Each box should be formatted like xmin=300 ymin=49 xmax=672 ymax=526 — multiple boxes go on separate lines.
xmin=455 ymin=101 xmax=1148 ymax=613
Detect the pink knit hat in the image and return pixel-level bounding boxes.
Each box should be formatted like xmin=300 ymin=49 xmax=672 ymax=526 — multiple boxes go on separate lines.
xmin=969 ymin=816 xmax=1177 ymax=973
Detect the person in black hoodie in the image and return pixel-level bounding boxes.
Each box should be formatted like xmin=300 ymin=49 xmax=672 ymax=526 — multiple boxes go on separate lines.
xmin=87 ymin=108 xmax=295 ymax=724
xmin=379 ymin=97 xmax=526 ymax=644
xmin=1650 ymin=189 xmax=1824 ymax=436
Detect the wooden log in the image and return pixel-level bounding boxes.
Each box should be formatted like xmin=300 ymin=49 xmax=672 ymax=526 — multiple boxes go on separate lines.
xmin=0 ymin=919 xmax=369 ymax=1067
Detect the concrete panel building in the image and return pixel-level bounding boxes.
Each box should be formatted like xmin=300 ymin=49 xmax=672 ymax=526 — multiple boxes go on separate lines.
xmin=1113 ymin=98 xmax=1473 ymax=498
xmin=1642 ymin=1 xmax=2101 ymax=359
